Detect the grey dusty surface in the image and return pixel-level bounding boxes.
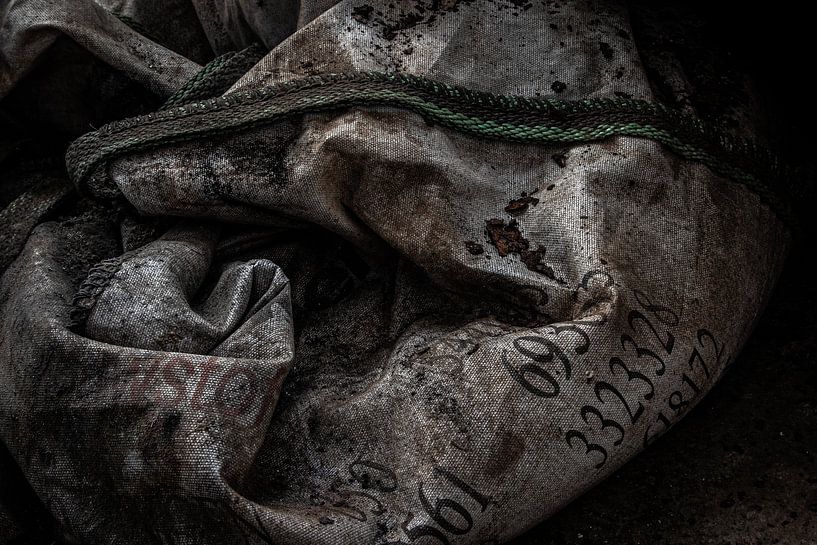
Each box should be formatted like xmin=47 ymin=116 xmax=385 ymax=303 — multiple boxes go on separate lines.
xmin=512 ymin=245 xmax=817 ymax=545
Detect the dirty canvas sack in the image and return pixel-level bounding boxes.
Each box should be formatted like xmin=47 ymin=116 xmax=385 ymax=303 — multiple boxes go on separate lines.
xmin=0 ymin=1 xmax=794 ymax=544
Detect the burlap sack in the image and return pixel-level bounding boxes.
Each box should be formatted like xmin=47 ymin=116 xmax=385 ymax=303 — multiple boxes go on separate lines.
xmin=0 ymin=1 xmax=792 ymax=543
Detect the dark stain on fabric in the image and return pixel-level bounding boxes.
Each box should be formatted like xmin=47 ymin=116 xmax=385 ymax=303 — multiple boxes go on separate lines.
xmin=465 ymin=241 xmax=485 ymax=255
xmin=485 ymin=218 xmax=528 ymax=257
xmin=485 ymin=217 xmax=564 ymax=282
xmin=504 ymin=195 xmax=539 ymax=216
xmin=484 ymin=430 xmax=525 ymax=477
xmin=352 ymin=5 xmax=374 ymax=23
xmin=520 ymin=246 xmax=560 ymax=282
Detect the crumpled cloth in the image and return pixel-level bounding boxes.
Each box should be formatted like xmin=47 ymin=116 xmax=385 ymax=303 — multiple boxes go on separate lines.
xmin=0 ymin=1 xmax=790 ymax=544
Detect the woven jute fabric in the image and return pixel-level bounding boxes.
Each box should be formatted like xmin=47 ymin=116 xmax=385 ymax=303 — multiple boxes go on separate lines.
xmin=0 ymin=1 xmax=793 ymax=544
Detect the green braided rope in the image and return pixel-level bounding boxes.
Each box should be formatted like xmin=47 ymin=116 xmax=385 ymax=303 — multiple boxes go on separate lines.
xmin=160 ymin=54 xmax=235 ymax=109
xmin=65 ymin=71 xmax=798 ymax=220
xmin=161 ymin=45 xmax=266 ymax=110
